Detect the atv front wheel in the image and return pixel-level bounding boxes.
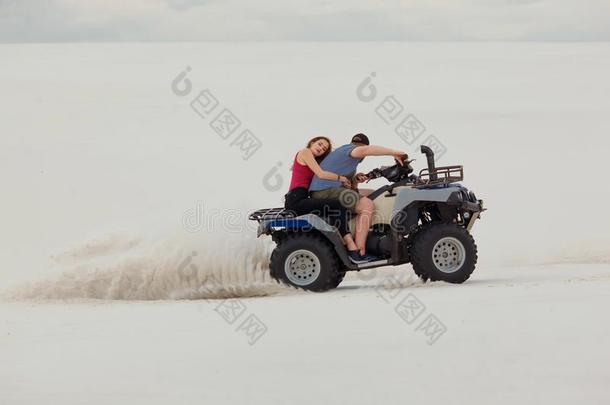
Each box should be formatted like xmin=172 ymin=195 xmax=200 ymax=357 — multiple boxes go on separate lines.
xmin=269 ymin=232 xmax=343 ymax=292
xmin=410 ymin=223 xmax=478 ymax=283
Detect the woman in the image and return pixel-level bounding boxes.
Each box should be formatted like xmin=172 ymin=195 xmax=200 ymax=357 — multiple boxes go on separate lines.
xmin=285 ymin=136 xmax=368 ymax=264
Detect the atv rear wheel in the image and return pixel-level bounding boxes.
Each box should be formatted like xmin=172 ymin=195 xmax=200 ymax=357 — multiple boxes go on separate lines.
xmin=410 ymin=223 xmax=478 ymax=283
xmin=270 ymin=232 xmax=343 ymax=292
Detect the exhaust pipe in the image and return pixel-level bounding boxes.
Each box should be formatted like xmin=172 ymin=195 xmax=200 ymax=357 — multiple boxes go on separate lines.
xmin=420 ymin=145 xmax=437 ymax=181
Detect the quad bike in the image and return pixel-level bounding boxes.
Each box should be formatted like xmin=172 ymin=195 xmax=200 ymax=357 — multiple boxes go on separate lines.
xmin=249 ymin=145 xmax=485 ymax=291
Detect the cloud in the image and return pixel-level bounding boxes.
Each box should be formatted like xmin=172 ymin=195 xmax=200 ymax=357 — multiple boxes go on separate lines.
xmin=0 ymin=0 xmax=609 ymax=42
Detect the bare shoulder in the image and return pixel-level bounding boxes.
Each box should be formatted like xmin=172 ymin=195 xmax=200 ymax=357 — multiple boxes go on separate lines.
xmin=296 ymin=148 xmax=313 ymax=164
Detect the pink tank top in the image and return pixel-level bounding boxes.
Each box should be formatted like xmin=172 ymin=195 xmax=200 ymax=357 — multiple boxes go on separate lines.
xmin=289 ymin=153 xmax=315 ymax=191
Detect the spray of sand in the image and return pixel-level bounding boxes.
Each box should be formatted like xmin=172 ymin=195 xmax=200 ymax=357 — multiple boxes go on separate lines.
xmin=11 ymin=231 xmax=289 ymax=300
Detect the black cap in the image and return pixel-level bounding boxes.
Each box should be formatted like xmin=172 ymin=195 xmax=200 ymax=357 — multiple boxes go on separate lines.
xmin=351 ymin=133 xmax=370 ymax=145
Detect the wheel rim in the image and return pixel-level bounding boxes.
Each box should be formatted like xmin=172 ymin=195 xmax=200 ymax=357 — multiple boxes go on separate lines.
xmin=284 ymin=249 xmax=321 ymax=286
xmin=432 ymin=237 xmax=466 ymax=273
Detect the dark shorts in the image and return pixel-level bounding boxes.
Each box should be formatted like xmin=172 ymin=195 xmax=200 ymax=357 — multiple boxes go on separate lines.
xmin=310 ymin=187 xmax=360 ymax=212
xmin=284 ymin=187 xmax=350 ymax=236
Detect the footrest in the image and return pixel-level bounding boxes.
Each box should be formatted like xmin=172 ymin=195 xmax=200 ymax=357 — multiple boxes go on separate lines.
xmin=355 ymin=259 xmax=391 ymax=270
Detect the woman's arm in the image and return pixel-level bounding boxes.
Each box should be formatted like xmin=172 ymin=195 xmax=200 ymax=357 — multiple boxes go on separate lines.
xmin=298 ymin=149 xmax=351 ymax=187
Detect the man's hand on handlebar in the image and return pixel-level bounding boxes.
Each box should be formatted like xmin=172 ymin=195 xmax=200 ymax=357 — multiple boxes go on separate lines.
xmin=393 ymin=152 xmax=409 ymax=166
xmin=363 ymin=153 xmax=415 ymax=183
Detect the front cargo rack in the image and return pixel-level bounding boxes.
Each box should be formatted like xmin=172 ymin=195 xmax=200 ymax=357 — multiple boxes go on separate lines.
xmin=416 ymin=165 xmax=464 ymax=187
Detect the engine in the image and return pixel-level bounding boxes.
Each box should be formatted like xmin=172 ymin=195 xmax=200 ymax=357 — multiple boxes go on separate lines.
xmin=365 ymin=227 xmax=393 ymax=258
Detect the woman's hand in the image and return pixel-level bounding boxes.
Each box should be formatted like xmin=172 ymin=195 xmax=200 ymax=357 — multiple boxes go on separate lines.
xmin=339 ymin=176 xmax=352 ymax=188
xmin=355 ymin=173 xmax=368 ymax=183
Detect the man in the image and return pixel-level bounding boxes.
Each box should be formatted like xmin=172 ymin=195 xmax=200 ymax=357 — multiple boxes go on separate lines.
xmin=309 ymin=133 xmax=407 ymax=262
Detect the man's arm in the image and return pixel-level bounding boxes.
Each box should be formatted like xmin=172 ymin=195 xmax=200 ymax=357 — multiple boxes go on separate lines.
xmin=351 ymin=145 xmax=407 ymax=161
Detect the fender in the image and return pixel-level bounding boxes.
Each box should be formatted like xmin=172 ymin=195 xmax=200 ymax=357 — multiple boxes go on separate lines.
xmin=258 ymin=214 xmax=368 ymax=270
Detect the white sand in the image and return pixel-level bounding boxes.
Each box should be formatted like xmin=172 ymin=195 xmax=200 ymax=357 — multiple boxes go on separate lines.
xmin=1 ymin=42 xmax=609 ymax=404
xmin=2 ymin=264 xmax=609 ymax=404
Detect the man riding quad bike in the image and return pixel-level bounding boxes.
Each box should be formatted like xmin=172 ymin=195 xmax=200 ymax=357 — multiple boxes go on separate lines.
xmin=249 ymin=145 xmax=485 ymax=291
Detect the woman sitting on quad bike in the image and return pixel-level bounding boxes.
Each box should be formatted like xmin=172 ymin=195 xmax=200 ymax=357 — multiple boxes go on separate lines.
xmin=285 ymin=136 xmax=369 ymax=264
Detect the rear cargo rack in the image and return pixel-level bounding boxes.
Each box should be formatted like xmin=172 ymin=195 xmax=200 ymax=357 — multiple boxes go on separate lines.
xmin=417 ymin=165 xmax=464 ymax=187
xmin=249 ymin=207 xmax=295 ymax=222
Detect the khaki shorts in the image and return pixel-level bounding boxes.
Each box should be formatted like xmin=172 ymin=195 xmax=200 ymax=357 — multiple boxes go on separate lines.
xmin=310 ymin=187 xmax=361 ymax=211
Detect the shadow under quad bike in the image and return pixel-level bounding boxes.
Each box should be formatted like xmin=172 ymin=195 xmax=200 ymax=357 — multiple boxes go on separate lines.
xmin=249 ymin=145 xmax=485 ymax=291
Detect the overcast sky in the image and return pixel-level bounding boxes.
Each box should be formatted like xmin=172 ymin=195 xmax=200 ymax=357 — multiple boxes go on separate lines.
xmin=1 ymin=0 xmax=609 ymax=42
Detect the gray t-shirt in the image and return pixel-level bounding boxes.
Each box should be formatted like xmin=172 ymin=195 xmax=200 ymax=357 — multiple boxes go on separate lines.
xmin=309 ymin=144 xmax=363 ymax=191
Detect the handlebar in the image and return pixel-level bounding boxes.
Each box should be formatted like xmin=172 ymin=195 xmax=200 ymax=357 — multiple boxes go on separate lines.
xmin=364 ymin=157 xmax=415 ymax=183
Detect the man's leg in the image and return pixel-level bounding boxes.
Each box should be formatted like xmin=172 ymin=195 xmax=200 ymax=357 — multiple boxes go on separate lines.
xmin=312 ymin=188 xmax=370 ymax=254
xmin=354 ymin=196 xmax=374 ymax=256
xmin=358 ymin=188 xmax=375 ymax=197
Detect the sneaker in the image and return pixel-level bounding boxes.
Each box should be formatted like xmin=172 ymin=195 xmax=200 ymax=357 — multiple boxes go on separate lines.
xmin=360 ymin=253 xmax=379 ymax=262
xmin=348 ymin=250 xmax=368 ymax=264
xmin=348 ymin=251 xmax=378 ymax=264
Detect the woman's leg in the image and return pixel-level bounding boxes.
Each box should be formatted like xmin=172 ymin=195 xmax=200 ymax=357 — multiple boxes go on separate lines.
xmin=342 ymin=233 xmax=358 ymax=252
xmin=290 ymin=196 xmax=358 ymax=251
